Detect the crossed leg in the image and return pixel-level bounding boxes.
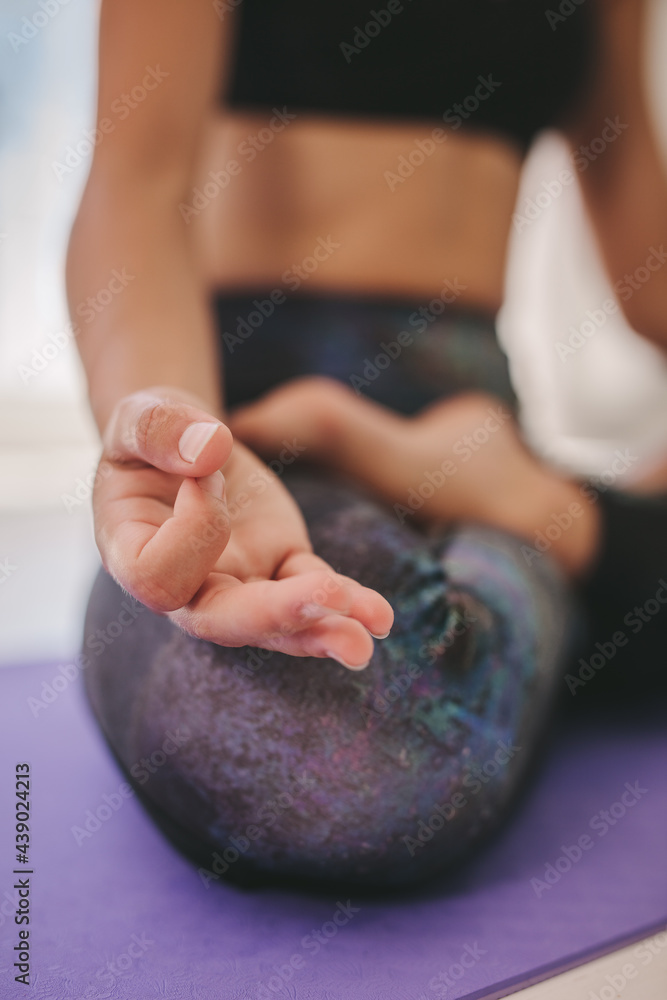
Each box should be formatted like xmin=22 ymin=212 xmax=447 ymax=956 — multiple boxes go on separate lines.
xmin=82 ymin=471 xmax=571 ymax=888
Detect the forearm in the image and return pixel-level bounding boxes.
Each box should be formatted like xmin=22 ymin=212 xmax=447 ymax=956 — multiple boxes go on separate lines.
xmin=67 ymin=174 xmax=223 ymax=437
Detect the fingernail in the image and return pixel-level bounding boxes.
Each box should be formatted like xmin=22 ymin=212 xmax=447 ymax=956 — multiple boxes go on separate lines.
xmin=368 ymin=629 xmax=391 ymax=640
xmin=196 ymin=471 xmax=225 ymax=500
xmin=178 ymin=421 xmax=220 ymax=463
xmin=325 ymin=650 xmax=370 ymax=671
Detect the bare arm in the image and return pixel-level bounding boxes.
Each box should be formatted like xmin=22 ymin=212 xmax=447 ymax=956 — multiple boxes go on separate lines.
xmin=66 ymin=0 xmax=230 ymax=429
xmin=66 ymin=0 xmax=393 ymax=665
xmin=564 ymin=0 xmax=667 ymax=348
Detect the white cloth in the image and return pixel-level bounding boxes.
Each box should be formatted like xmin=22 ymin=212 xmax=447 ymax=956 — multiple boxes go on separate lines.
xmin=497 ymin=0 xmax=667 ymax=484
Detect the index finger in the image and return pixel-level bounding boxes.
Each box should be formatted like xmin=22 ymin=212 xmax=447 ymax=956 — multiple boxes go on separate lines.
xmin=94 ymin=464 xmax=231 ymax=613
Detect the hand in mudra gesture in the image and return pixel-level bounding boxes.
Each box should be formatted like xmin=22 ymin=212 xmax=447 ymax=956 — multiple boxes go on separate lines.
xmin=92 ymin=386 xmax=393 ymax=669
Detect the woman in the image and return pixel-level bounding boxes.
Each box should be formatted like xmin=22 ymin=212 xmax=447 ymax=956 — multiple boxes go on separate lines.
xmin=67 ymin=0 xmax=667 ymax=886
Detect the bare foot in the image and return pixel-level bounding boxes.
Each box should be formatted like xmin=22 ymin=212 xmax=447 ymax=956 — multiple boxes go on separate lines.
xmin=230 ymin=376 xmax=600 ymax=576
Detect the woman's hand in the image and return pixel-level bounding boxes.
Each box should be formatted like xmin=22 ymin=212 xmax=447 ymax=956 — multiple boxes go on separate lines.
xmin=230 ymin=376 xmax=600 ymax=576
xmin=92 ymin=387 xmax=393 ymax=667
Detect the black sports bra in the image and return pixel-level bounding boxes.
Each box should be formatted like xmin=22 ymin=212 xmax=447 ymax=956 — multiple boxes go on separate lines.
xmin=226 ymin=0 xmax=598 ymax=149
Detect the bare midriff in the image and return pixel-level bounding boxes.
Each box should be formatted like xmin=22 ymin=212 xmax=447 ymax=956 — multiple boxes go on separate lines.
xmin=188 ymin=111 xmax=524 ymax=313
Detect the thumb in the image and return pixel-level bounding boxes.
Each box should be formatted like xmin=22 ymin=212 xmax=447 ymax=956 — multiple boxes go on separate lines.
xmin=104 ymin=388 xmax=233 ymax=476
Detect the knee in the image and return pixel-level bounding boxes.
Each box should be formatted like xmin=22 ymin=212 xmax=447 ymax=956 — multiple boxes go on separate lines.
xmin=81 ymin=497 xmax=560 ymax=888
xmin=112 ymin=618 xmax=527 ymax=888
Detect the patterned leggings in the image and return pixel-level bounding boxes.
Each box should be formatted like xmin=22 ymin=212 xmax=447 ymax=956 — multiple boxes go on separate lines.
xmin=83 ymin=293 xmax=583 ymax=888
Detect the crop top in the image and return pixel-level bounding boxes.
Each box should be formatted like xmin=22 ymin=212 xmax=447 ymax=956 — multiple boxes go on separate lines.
xmin=226 ymin=0 xmax=598 ymax=149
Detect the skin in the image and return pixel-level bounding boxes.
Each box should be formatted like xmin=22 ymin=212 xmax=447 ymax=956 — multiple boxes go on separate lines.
xmin=229 ymin=379 xmax=600 ymax=578
xmin=67 ymin=0 xmax=667 ymax=667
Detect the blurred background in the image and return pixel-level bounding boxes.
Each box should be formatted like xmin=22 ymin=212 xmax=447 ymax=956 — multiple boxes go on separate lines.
xmin=1 ymin=0 xmax=666 ymax=665
xmin=0 ymin=0 xmax=100 ymax=663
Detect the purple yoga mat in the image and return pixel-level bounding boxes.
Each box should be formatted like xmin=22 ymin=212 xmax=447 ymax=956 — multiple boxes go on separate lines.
xmin=0 ymin=659 xmax=664 ymax=1000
